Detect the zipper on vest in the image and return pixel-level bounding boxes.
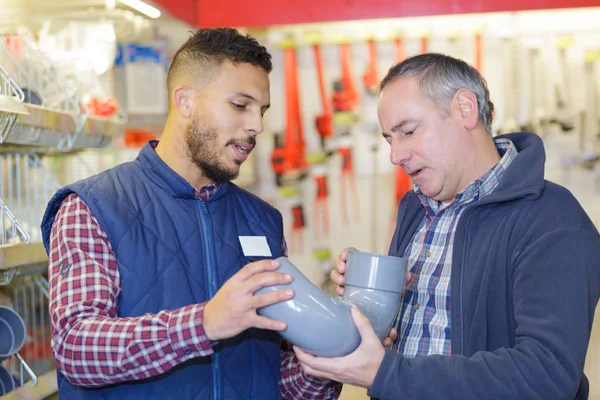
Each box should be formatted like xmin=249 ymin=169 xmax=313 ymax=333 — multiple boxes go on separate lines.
xmin=197 ymin=202 xmax=221 ymax=400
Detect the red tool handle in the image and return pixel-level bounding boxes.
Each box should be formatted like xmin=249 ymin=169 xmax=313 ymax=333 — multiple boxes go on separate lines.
xmin=313 ymin=175 xmax=330 ymax=239
xmin=338 ymin=147 xmax=360 ymax=225
xmin=475 ymin=33 xmax=483 ymax=73
xmin=314 ymin=44 xmax=333 ymax=140
xmin=284 ymin=48 xmax=299 ymax=148
xmin=420 ymin=36 xmax=429 ymax=54
xmin=314 ymin=44 xmax=332 ymax=116
xmin=341 ymin=43 xmax=359 ymax=109
xmin=363 ymin=39 xmax=379 ymax=90
xmin=282 ymin=47 xmax=306 ymax=169
xmin=394 ymin=37 xmax=406 ymax=64
xmin=395 ymin=166 xmax=412 ymax=205
xmin=289 ymin=204 xmax=305 ymax=254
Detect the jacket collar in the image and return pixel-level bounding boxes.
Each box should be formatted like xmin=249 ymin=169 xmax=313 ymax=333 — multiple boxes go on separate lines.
xmin=481 ymin=132 xmax=545 ymax=204
xmin=135 ymin=140 xmax=229 ymax=201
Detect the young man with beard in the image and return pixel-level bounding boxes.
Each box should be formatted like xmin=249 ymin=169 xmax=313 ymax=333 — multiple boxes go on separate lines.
xmin=41 ymin=28 xmax=342 ymax=400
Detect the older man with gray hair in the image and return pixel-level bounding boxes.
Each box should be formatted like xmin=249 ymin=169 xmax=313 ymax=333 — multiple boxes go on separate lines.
xmin=295 ymin=53 xmax=600 ymax=400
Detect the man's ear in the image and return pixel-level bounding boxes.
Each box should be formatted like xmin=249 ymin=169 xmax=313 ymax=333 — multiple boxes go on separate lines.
xmin=455 ymin=88 xmax=479 ymax=130
xmin=173 ymin=86 xmax=194 ymax=119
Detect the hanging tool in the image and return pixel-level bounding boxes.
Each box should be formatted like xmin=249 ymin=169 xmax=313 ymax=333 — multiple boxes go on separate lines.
xmin=290 ymin=202 xmax=305 ymax=253
xmin=307 ymin=155 xmax=330 ymax=240
xmin=313 ymin=43 xmax=334 ymax=150
xmin=338 ymin=141 xmax=360 ymax=226
xmin=420 ymin=35 xmax=429 ymax=54
xmin=279 ymin=186 xmax=305 ymax=254
xmin=332 ymin=42 xmax=359 ymax=114
xmin=475 ymin=32 xmax=483 ymax=73
xmin=271 ymin=42 xmax=307 ymax=186
xmin=331 ymin=40 xmax=360 ymax=223
xmin=363 ymin=38 xmax=380 ymax=95
xmin=394 ymin=36 xmax=406 ymax=65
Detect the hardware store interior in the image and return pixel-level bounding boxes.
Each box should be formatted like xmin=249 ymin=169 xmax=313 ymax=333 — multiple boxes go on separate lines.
xmin=0 ymin=0 xmax=599 ymax=399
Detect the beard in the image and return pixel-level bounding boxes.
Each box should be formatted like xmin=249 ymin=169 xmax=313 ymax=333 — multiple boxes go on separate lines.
xmin=185 ymin=115 xmax=256 ymax=183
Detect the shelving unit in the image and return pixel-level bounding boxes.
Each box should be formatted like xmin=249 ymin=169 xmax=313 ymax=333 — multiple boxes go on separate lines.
xmin=0 ymin=33 xmax=126 ymax=153
xmin=0 ymin=150 xmax=64 ymax=396
xmin=0 ymin=20 xmax=128 ymax=399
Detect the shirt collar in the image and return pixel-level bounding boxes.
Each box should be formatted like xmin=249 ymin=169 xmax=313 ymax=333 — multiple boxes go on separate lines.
xmin=138 ymin=140 xmax=222 ymax=201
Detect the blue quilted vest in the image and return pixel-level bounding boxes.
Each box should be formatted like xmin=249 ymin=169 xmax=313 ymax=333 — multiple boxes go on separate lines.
xmin=40 ymin=141 xmax=284 ymax=400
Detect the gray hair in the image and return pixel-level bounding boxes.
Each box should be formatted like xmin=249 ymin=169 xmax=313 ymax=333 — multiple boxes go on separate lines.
xmin=380 ymin=53 xmax=494 ymax=133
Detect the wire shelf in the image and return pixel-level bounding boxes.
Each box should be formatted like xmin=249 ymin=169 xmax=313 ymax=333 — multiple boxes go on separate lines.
xmin=0 ymin=152 xmax=62 ymax=246
xmin=0 ymin=34 xmax=86 ymax=120
xmin=0 ymin=272 xmax=52 ymax=395
xmin=10 ymin=275 xmax=51 ymax=385
xmin=0 ymin=33 xmax=126 ymax=152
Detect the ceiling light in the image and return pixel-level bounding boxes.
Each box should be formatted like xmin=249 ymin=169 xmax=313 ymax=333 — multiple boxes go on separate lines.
xmin=118 ymin=0 xmax=161 ymax=19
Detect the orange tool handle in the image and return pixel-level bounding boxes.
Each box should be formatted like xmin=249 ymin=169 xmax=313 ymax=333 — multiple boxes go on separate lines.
xmin=314 ymin=44 xmax=332 ymax=116
xmin=341 ymin=43 xmax=359 ymax=108
xmin=420 ymin=36 xmax=428 ymax=54
xmin=475 ymin=33 xmax=483 ymax=73
xmin=394 ymin=37 xmax=406 ymax=64
xmin=363 ymin=39 xmax=379 ymax=89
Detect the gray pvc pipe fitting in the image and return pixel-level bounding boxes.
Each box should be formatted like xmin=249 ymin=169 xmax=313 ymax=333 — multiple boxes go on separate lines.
xmin=343 ymin=250 xmax=407 ymax=341
xmin=256 ymin=251 xmax=407 ymax=357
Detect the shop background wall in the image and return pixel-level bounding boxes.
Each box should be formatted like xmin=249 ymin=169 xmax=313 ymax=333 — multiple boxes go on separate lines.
xmin=250 ymin=9 xmax=600 ymax=200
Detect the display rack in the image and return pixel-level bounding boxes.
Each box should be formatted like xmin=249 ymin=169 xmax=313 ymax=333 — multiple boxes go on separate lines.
xmin=0 ymin=152 xmax=62 ymax=247
xmin=0 ymin=152 xmax=59 ymax=397
xmin=0 ymin=33 xmax=126 ymax=153
xmin=0 ymin=14 xmax=131 ymax=400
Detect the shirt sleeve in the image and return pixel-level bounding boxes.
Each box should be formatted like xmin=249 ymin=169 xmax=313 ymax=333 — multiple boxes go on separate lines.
xmin=48 ymin=193 xmax=216 ymax=387
xmin=279 ymin=342 xmax=343 ymax=399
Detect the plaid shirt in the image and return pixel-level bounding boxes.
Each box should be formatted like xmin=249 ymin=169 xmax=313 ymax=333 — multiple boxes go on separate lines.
xmin=48 ymin=182 xmax=340 ymax=399
xmin=395 ymin=138 xmax=518 ymax=358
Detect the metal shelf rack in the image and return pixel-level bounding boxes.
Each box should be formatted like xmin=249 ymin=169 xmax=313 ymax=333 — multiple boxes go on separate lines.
xmin=0 ymin=33 xmax=126 ymax=153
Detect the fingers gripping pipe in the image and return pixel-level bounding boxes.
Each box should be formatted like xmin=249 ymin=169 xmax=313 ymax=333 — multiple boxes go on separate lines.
xmin=255 ymin=251 xmax=407 ymax=357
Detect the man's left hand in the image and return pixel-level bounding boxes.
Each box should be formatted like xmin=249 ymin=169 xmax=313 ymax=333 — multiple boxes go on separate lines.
xmin=293 ymin=307 xmax=385 ymax=389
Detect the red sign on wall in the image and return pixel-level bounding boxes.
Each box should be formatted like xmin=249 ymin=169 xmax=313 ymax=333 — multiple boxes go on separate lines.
xmin=154 ymin=0 xmax=599 ymax=28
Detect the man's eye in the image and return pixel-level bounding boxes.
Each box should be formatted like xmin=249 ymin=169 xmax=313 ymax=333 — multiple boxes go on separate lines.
xmin=232 ymin=103 xmax=246 ymax=110
xmin=404 ymin=130 xmax=415 ymax=136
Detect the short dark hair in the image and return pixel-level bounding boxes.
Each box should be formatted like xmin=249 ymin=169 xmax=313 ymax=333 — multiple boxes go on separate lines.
xmin=381 ymin=53 xmax=495 ymax=133
xmin=166 ymin=28 xmax=272 ymax=99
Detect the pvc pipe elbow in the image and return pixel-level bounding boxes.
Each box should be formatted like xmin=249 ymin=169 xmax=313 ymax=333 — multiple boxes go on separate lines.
xmin=256 ymin=253 xmax=406 ymax=357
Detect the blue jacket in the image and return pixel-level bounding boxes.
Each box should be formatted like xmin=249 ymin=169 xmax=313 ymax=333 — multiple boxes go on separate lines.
xmin=41 ymin=141 xmax=284 ymax=400
xmin=369 ymin=132 xmax=600 ymax=400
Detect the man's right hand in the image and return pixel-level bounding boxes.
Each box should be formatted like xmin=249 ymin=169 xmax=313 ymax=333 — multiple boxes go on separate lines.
xmin=204 ymin=259 xmax=293 ymax=341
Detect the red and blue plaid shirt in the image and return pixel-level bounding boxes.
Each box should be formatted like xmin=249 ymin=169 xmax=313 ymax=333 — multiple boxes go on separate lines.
xmin=48 ymin=180 xmax=339 ymax=399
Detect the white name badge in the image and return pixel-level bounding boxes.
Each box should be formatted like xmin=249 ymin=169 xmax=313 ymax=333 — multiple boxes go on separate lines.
xmin=238 ymin=236 xmax=272 ymax=257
